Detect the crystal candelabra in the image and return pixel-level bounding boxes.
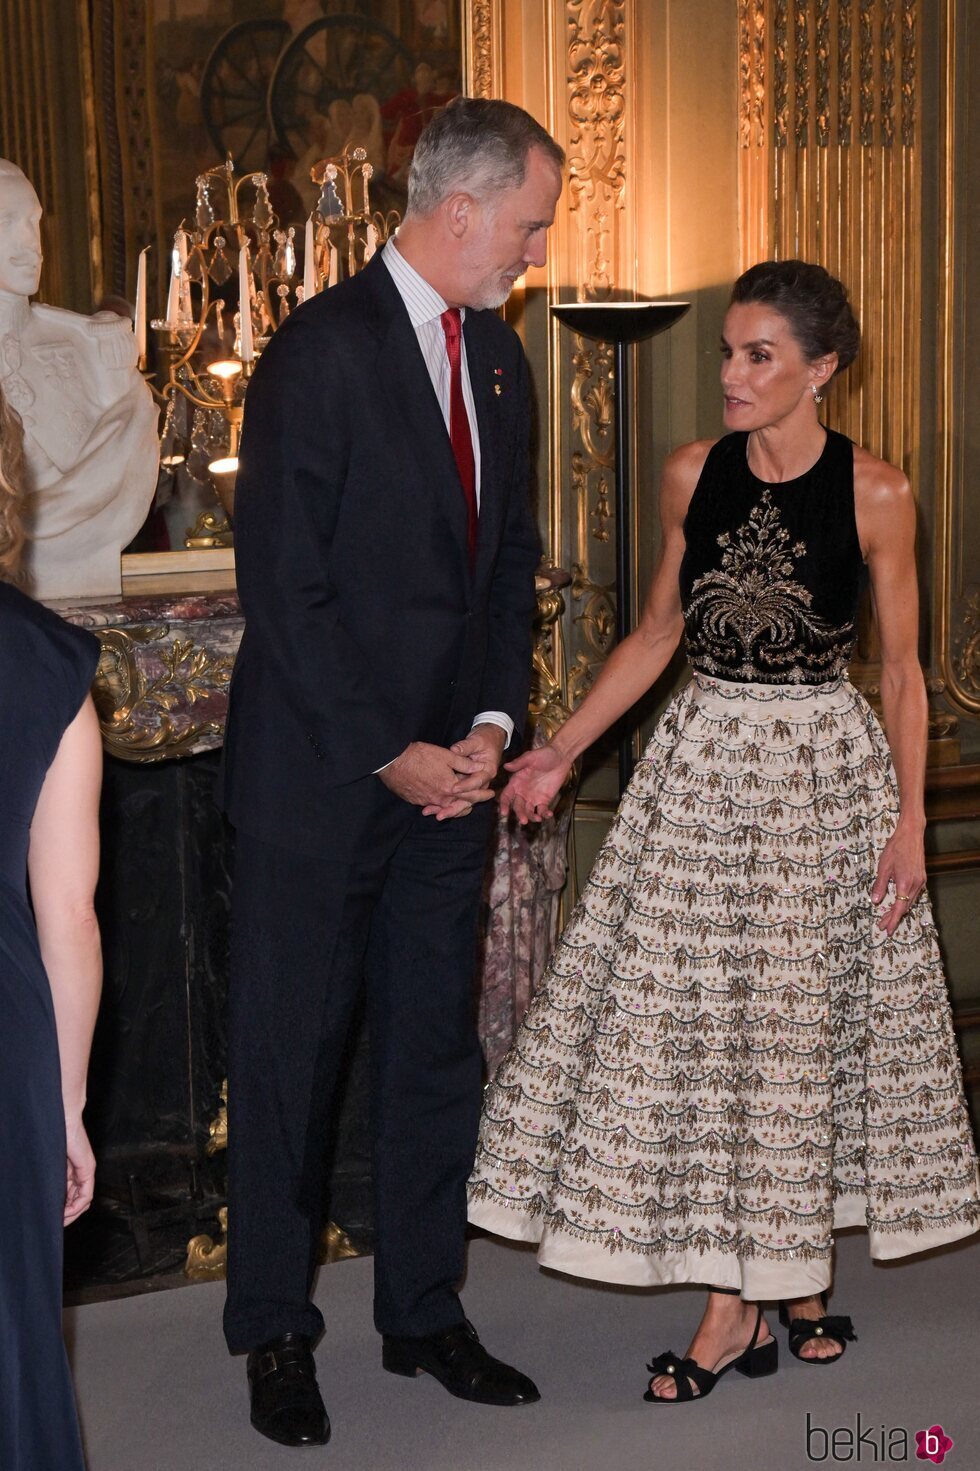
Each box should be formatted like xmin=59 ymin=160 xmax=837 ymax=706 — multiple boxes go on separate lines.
xmin=150 ymin=150 xmax=399 ymax=546
xmin=305 ymin=146 xmax=400 ymax=291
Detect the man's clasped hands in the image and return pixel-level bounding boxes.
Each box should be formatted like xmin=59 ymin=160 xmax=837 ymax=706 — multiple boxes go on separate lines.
xmin=378 ymin=724 xmax=507 ymax=820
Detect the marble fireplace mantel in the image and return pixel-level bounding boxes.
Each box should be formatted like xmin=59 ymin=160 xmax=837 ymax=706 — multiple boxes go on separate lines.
xmin=55 ymin=586 xmax=243 ymax=762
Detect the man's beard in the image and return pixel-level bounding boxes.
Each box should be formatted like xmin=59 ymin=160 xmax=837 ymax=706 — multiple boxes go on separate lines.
xmin=469 ymin=270 xmax=524 ymax=311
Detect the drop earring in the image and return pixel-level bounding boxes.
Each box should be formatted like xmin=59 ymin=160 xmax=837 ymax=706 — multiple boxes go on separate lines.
xmin=811 ymin=384 xmax=824 ymax=405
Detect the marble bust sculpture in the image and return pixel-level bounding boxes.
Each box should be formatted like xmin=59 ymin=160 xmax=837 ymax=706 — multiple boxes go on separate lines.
xmin=0 ymin=159 xmax=159 ymax=599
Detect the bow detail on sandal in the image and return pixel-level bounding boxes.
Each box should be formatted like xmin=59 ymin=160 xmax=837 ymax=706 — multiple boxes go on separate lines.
xmin=643 ymin=1291 xmax=778 ymax=1404
xmin=778 ymin=1297 xmax=857 ymax=1364
xmin=644 ymin=1352 xmax=714 ymax=1403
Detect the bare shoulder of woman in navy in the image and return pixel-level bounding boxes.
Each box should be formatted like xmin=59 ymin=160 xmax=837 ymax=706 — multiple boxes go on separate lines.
xmin=0 ymin=382 xmax=103 ymax=1471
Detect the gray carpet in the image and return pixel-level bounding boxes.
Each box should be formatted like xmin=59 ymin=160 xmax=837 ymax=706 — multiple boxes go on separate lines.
xmin=66 ymin=1230 xmax=979 ymax=1471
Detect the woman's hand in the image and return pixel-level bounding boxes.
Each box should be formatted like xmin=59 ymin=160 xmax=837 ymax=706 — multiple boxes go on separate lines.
xmin=64 ymin=1114 xmax=96 ymax=1226
xmin=872 ymin=817 xmax=927 ymax=936
xmin=499 ymin=745 xmax=572 ymax=825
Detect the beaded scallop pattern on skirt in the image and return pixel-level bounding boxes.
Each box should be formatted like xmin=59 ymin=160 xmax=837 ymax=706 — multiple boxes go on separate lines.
xmin=467 ymin=674 xmax=980 ymax=1292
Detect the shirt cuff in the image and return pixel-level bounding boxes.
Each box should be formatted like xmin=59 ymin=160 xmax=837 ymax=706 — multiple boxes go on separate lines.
xmin=471 ymin=711 xmax=515 ymax=747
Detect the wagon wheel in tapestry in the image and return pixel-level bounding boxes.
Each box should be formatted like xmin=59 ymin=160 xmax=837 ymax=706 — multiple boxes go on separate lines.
xmin=199 ymin=18 xmax=291 ymax=174
xmin=268 ymin=15 xmax=416 ymax=189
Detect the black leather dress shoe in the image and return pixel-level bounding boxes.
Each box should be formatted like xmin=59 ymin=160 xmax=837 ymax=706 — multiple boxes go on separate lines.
xmin=382 ymin=1320 xmax=540 ymax=1406
xmin=246 ymin=1332 xmax=330 ymax=1447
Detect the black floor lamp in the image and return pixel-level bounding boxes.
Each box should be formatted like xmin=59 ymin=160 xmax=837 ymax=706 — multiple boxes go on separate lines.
xmin=551 ymin=301 xmax=691 ymax=794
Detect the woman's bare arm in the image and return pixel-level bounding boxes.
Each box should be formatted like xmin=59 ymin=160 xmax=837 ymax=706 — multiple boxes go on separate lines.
xmin=854 ymin=447 xmax=928 ymax=937
xmin=501 ymin=440 xmax=711 ymax=823
xmin=28 ymin=693 xmax=103 ymax=1221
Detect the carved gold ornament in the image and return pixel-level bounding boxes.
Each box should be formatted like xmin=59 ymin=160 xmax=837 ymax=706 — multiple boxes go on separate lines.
xmin=93 ymin=625 xmax=233 ymax=761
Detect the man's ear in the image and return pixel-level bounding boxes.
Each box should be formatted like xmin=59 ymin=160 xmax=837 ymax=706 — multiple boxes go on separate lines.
xmin=444 ymin=191 xmax=474 ymax=240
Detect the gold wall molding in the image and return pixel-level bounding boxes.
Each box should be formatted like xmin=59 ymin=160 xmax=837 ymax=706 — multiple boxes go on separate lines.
xmin=529 ymin=568 xmax=575 ymax=740
xmin=935 ymin=0 xmax=980 ymax=721
xmin=954 ymin=596 xmax=980 ymax=705
xmin=738 ymin=0 xmax=923 ymax=723
xmin=739 ymin=1 xmax=767 ymax=147
xmin=566 ymin=0 xmax=627 ymax=300
xmin=567 ymin=335 xmax=617 ymax=703
xmin=561 ymin=1 xmax=629 ymax=712
xmin=463 ymin=0 xmax=500 ymax=99
xmin=738 ymin=1 xmax=921 ymax=477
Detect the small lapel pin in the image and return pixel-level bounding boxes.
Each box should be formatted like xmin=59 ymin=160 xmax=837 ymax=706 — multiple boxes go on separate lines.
xmin=494 ymin=384 xmax=502 ymax=395
xmin=494 ymin=368 xmax=503 ymax=395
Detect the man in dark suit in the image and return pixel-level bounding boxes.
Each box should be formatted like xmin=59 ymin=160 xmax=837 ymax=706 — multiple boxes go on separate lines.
xmin=218 ymin=98 xmax=564 ymax=1447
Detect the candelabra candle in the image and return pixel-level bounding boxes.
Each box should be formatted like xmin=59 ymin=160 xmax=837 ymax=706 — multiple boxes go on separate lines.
xmin=327 ymin=243 xmax=339 ymax=289
xmin=164 ymin=236 xmax=181 ymax=329
xmin=176 ymin=229 xmax=192 ymax=325
xmin=364 ymin=222 xmax=378 ymax=263
xmin=238 ymin=239 xmax=254 ymax=363
xmin=134 ymin=246 xmax=148 ymax=367
xmin=303 ymin=215 xmax=317 ymax=302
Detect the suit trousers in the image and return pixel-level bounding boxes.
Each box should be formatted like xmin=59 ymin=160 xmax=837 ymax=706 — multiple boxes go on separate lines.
xmin=222 ymin=779 xmax=495 ymax=1353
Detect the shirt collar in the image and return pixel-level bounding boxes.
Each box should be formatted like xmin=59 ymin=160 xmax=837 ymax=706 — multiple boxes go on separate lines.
xmin=382 ymin=235 xmax=465 ymax=329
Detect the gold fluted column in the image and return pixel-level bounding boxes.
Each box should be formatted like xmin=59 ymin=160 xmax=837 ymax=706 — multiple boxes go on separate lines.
xmin=740 ymin=1 xmax=922 ymax=475
xmin=935 ymin=0 xmax=980 ymax=729
xmin=736 ymin=1 xmax=966 ymax=762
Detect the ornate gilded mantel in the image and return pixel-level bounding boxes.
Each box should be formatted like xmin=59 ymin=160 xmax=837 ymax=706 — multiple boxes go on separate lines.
xmin=57 ymin=589 xmax=241 ymax=762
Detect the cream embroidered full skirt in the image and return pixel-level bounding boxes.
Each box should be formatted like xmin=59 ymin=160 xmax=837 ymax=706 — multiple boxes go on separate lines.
xmin=467 ymin=674 xmax=980 ymax=1297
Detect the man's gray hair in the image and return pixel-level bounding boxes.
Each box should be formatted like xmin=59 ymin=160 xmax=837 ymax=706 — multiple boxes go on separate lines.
xmin=407 ymin=97 xmax=564 ymax=217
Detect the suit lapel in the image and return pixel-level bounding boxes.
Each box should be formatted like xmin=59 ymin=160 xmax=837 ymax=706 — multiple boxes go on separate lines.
xmin=374 ymin=313 xmax=470 ymax=557
xmin=362 ymin=260 xmax=469 ymax=574
xmin=463 ymin=312 xmax=503 ymax=586
xmin=360 ymin=257 xmax=507 ymax=589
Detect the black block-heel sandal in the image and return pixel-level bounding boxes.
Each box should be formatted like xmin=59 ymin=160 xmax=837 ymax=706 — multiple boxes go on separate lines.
xmin=778 ymin=1294 xmax=857 ymax=1365
xmin=643 ymin=1286 xmax=778 ymax=1404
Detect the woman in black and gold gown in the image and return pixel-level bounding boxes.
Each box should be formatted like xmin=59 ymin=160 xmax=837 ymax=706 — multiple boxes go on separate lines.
xmin=468 ymin=261 xmax=980 ymax=1402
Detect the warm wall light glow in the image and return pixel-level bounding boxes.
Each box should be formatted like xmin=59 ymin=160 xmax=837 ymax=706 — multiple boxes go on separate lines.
xmin=208 ymin=455 xmax=239 ymax=475
xmin=207 ymin=359 xmax=242 ymax=381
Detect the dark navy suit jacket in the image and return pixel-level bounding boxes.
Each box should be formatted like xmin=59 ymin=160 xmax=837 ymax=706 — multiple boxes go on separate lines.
xmin=218 ymin=251 xmax=541 ymax=854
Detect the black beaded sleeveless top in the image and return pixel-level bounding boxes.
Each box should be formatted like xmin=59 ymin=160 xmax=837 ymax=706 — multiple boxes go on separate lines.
xmin=679 ymin=429 xmax=866 ymax=685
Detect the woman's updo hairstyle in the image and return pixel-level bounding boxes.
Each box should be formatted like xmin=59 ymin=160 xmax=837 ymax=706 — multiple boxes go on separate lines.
xmin=730 ymin=259 xmax=860 ymax=378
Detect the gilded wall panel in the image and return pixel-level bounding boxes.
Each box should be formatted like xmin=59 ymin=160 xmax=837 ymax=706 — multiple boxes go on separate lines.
xmin=738 ymin=0 xmax=925 ymax=720
xmin=739 ymin=0 xmax=920 ymax=476
xmin=936 ymin=0 xmax=980 ymax=726
xmin=560 ymin=1 xmax=628 ymax=712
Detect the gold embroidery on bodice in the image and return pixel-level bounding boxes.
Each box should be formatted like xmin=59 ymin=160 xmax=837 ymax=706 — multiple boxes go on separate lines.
xmin=683 ymin=490 xmax=855 ymax=682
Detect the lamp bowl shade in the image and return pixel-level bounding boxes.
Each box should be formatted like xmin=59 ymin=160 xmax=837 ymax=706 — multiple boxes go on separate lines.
xmin=550 ymin=300 xmax=690 ymax=344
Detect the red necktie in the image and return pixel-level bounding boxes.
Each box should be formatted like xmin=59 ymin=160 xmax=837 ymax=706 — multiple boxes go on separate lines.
xmin=440 ymin=308 xmax=478 ymax=569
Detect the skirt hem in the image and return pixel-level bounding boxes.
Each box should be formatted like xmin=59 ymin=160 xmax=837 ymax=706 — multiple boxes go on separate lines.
xmin=468 ymin=1197 xmax=980 ymax=1293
